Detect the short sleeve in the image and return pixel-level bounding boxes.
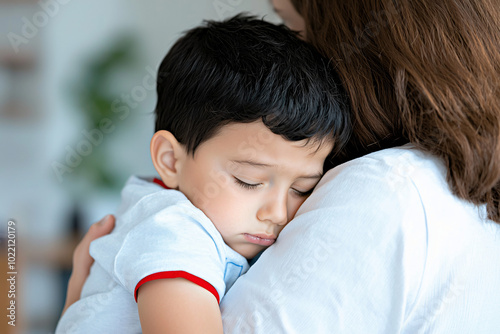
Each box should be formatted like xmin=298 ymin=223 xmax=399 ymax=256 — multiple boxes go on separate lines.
xmin=99 ymin=201 xmax=227 ymax=303
xmin=221 ymin=154 xmax=427 ymax=333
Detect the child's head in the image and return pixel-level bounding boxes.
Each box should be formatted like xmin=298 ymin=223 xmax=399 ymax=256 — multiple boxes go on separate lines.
xmin=150 ymin=15 xmax=350 ymax=258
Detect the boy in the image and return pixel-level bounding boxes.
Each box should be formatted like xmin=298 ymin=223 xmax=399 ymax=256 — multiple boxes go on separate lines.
xmin=56 ymin=15 xmax=350 ymax=333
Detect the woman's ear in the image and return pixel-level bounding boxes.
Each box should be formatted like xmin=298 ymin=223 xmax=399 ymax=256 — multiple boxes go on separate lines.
xmin=150 ymin=130 xmax=186 ymax=189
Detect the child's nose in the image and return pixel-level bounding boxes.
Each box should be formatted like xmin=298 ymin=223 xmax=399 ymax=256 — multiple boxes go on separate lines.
xmin=257 ymin=193 xmax=288 ymax=226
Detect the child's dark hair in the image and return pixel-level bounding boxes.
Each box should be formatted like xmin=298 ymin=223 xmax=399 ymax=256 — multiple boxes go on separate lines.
xmin=155 ymin=14 xmax=350 ymax=158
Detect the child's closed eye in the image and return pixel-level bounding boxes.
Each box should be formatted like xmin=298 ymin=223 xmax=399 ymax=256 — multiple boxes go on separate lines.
xmin=233 ymin=177 xmax=261 ymax=190
xmin=291 ymin=188 xmax=314 ymax=197
xmin=234 ymin=176 xmax=314 ymax=197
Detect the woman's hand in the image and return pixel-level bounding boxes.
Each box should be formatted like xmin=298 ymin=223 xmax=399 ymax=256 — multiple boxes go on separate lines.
xmin=61 ymin=215 xmax=115 ymax=315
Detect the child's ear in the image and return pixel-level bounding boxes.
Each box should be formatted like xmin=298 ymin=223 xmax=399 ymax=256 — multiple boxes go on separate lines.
xmin=150 ymin=130 xmax=186 ymax=189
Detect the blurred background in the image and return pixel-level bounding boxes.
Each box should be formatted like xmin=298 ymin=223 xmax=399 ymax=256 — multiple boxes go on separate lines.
xmin=0 ymin=1 xmax=278 ymax=332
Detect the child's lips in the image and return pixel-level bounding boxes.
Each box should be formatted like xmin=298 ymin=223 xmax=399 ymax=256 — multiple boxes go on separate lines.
xmin=243 ymin=233 xmax=276 ymax=246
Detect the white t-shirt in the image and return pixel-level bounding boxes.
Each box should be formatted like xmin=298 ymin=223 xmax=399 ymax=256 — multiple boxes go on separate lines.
xmin=56 ymin=176 xmax=248 ymax=334
xmin=221 ymin=144 xmax=500 ymax=333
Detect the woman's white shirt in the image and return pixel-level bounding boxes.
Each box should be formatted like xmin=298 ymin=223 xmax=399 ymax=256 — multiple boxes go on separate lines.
xmin=221 ymin=144 xmax=500 ymax=333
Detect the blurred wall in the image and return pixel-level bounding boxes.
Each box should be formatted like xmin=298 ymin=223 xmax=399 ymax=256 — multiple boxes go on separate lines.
xmin=0 ymin=1 xmax=278 ymax=333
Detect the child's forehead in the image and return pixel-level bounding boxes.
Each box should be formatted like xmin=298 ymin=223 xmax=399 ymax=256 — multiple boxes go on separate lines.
xmin=218 ymin=120 xmax=327 ymax=141
xmin=201 ymin=121 xmax=334 ymax=161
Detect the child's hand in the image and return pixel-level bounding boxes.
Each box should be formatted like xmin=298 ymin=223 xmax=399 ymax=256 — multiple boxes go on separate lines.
xmin=61 ymin=215 xmax=115 ymax=315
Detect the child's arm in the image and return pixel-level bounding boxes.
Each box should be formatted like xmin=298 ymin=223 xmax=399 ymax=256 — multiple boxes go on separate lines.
xmin=137 ymin=277 xmax=223 ymax=334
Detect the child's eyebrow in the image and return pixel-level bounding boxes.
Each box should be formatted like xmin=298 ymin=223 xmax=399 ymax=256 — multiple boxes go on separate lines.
xmin=296 ymin=173 xmax=324 ymax=180
xmin=232 ymin=160 xmax=276 ymax=168
xmin=231 ymin=160 xmax=323 ymax=179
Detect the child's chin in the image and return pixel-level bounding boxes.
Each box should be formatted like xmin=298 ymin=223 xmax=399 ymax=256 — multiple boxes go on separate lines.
xmin=234 ymin=246 xmax=263 ymax=260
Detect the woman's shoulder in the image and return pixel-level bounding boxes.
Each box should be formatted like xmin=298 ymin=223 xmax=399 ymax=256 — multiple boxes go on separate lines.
xmin=339 ymin=144 xmax=483 ymax=215
xmin=306 ymin=144 xmax=430 ymax=233
xmin=317 ymin=144 xmax=487 ymax=225
xmin=310 ymin=143 xmax=489 ymax=245
xmin=314 ymin=144 xmax=491 ymax=260
xmin=342 ymin=143 xmax=444 ymax=177
xmin=317 ymin=144 xmax=436 ymax=197
xmin=320 ymin=144 xmax=449 ymax=197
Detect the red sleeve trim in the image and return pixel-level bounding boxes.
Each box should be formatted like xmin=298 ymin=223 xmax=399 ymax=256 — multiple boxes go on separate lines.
xmin=134 ymin=271 xmax=220 ymax=304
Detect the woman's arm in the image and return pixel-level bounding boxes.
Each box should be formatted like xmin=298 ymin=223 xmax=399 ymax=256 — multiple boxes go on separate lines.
xmin=61 ymin=215 xmax=115 ymax=315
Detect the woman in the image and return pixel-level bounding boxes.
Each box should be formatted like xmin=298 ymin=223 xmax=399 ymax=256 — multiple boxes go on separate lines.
xmin=63 ymin=0 xmax=500 ymax=332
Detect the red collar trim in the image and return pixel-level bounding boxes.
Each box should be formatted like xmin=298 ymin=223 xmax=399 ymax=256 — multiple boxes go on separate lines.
xmin=153 ymin=178 xmax=169 ymax=189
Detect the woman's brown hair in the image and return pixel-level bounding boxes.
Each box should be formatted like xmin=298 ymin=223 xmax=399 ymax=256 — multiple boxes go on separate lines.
xmin=292 ymin=0 xmax=500 ymax=223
